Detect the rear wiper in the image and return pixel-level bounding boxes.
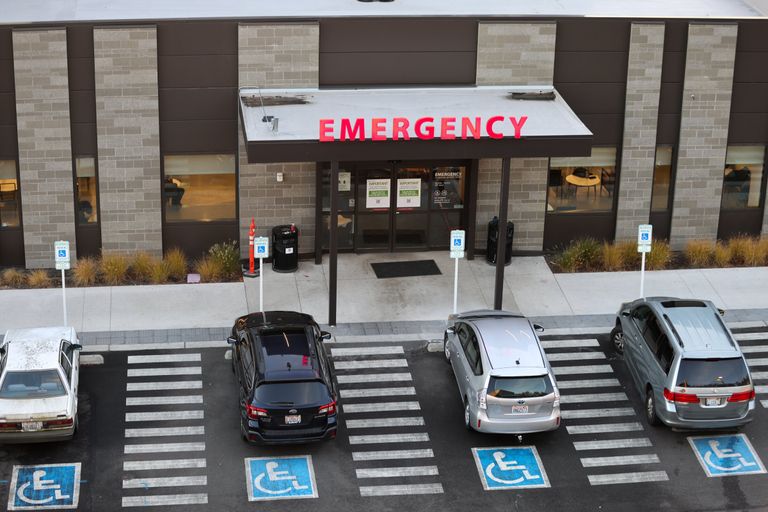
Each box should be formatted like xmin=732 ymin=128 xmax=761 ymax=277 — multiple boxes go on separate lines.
xmin=270 ymin=401 xmax=294 ymax=406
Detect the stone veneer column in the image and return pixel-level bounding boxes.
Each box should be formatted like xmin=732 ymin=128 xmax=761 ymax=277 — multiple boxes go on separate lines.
xmin=238 ymin=23 xmax=319 ymax=256
xmin=13 ymin=29 xmax=76 ymax=268
xmin=669 ymin=24 xmax=738 ymax=249
xmin=475 ymin=23 xmax=556 ymax=251
xmin=94 ymin=26 xmax=162 ymax=255
xmin=614 ymin=23 xmax=665 ymax=241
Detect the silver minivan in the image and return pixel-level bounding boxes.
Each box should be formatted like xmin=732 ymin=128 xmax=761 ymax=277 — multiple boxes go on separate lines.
xmin=612 ymin=298 xmax=755 ymax=429
xmin=444 ymin=310 xmax=560 ymax=434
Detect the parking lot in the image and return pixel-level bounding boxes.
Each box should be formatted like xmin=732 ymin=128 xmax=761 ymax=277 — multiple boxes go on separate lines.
xmin=2 ymin=325 xmax=768 ymax=511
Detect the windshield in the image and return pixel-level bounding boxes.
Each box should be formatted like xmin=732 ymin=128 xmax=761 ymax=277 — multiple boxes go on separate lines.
xmin=253 ymin=380 xmax=330 ymax=406
xmin=0 ymin=370 xmax=67 ymax=399
xmin=488 ymin=376 xmax=554 ymax=399
xmin=676 ymin=358 xmax=750 ymax=388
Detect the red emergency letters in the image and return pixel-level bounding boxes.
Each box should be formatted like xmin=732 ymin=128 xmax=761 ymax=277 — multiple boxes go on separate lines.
xmin=318 ymin=116 xmax=527 ymax=142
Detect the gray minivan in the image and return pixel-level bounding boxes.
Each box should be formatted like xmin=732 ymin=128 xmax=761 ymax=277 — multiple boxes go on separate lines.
xmin=611 ymin=298 xmax=755 ymax=429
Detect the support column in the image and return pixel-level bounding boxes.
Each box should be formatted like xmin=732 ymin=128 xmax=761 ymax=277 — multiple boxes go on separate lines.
xmin=494 ymin=157 xmax=510 ymax=310
xmin=314 ymin=164 xmax=323 ymax=265
xmin=328 ymin=161 xmax=338 ymax=326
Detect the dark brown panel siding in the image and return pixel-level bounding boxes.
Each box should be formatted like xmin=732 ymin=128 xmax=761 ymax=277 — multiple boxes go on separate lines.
xmin=67 ymin=26 xmax=97 ymax=157
xmin=656 ymin=22 xmax=687 ymax=146
xmin=321 ymin=52 xmax=476 ymax=86
xmin=555 ymin=19 xmax=630 ymax=52
xmin=70 ymin=123 xmax=97 ymax=156
xmin=158 ymin=22 xmax=238 ymax=56
xmin=728 ymin=21 xmax=768 ymax=144
xmin=555 ymin=83 xmax=625 ymax=114
xmin=0 ymin=28 xmax=16 ymax=160
xmin=161 ymin=120 xmax=238 ymax=154
xmin=159 ymin=89 xmax=237 ymax=122
xmin=158 ymin=55 xmax=237 ymax=89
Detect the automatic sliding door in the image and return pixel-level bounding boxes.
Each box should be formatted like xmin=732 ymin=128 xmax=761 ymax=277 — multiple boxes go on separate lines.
xmin=355 ymin=166 xmax=392 ymax=250
xmin=394 ymin=166 xmax=429 ymax=250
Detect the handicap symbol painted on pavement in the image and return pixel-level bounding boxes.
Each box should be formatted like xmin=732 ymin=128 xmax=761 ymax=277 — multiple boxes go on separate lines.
xmin=8 ymin=463 xmax=81 ymax=510
xmin=472 ymin=447 xmax=550 ymax=490
xmin=688 ymin=434 xmax=766 ymax=477
xmin=244 ymin=456 xmax=318 ymax=501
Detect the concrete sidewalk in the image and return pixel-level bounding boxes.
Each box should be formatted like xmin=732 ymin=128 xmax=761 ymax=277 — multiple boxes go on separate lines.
xmin=2 ymin=252 xmax=767 ymax=333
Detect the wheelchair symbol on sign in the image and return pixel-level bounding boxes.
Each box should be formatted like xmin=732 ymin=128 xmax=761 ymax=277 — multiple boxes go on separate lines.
xmin=254 ymin=461 xmax=309 ymax=495
xmin=485 ymin=451 xmax=540 ymax=485
xmin=17 ymin=470 xmax=70 ymax=505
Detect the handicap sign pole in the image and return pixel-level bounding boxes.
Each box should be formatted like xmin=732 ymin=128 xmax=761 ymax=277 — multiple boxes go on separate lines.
xmin=254 ymin=236 xmax=269 ymax=312
xmin=637 ymin=224 xmax=652 ymax=299
xmin=450 ymin=230 xmax=466 ymax=315
xmin=54 ymin=241 xmax=71 ymax=327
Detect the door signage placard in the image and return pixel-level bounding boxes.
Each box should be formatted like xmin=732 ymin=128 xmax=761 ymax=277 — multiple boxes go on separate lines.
xmin=254 ymin=237 xmax=269 ymax=259
xmin=338 ymin=171 xmax=351 ymax=192
xmin=366 ymin=179 xmax=390 ymax=209
xmin=397 ymin=178 xmax=421 ymax=208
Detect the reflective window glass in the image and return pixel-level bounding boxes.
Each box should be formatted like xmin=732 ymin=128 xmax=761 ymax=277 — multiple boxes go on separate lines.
xmin=651 ymin=146 xmax=673 ymax=212
xmin=721 ymin=146 xmax=765 ymax=210
xmin=547 ymin=148 xmax=617 ymax=214
xmin=0 ymin=160 xmax=20 ymax=228
xmin=164 ymin=154 xmax=236 ymax=222
xmin=75 ymin=157 xmax=98 ymax=224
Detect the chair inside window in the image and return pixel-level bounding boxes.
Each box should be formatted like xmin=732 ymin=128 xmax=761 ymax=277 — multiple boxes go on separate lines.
xmin=600 ymin=168 xmax=616 ymax=196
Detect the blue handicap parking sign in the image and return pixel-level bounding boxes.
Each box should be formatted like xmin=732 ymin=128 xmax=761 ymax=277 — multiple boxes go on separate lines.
xmin=688 ymin=434 xmax=766 ymax=477
xmin=57 ymin=249 xmax=67 ymax=258
xmin=245 ymin=456 xmax=318 ymax=501
xmin=472 ymin=447 xmax=550 ymax=490
xmin=8 ymin=463 xmax=81 ymax=510
xmin=257 ymin=246 xmax=266 ymax=253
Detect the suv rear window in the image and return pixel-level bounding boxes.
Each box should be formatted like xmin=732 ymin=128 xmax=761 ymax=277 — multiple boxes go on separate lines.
xmin=0 ymin=370 xmax=67 ymax=398
xmin=488 ymin=376 xmax=554 ymax=399
xmin=254 ymin=380 xmax=330 ymax=406
xmin=676 ymin=358 xmax=750 ymax=388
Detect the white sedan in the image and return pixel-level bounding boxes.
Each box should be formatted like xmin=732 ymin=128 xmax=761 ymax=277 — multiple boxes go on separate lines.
xmin=0 ymin=327 xmax=82 ymax=442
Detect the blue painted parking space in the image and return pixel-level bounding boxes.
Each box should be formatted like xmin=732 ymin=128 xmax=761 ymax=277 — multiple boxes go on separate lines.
xmin=244 ymin=456 xmax=318 ymax=501
xmin=7 ymin=463 xmax=81 ymax=510
xmin=471 ymin=447 xmax=550 ymax=490
xmin=688 ymin=434 xmax=766 ymax=477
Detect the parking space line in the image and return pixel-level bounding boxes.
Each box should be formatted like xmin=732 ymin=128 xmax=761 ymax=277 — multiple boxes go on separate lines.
xmin=359 ymin=484 xmax=444 ymax=496
xmin=331 ymin=347 xmax=405 ymax=357
xmin=356 ymin=466 xmax=439 ymax=478
xmin=127 ymin=366 xmax=202 ymax=377
xmin=580 ymin=454 xmax=660 ymax=467
xmin=561 ymin=408 xmax=636 ymax=419
xmin=566 ymin=422 xmax=643 ymax=434
xmin=560 ymin=392 xmax=628 ymax=403
xmin=343 ymin=401 xmax=421 ymax=414
xmin=340 ymin=387 xmax=416 ymax=398
xmin=124 ymin=442 xmax=206 ymax=454
xmin=122 ymin=494 xmax=208 ymax=507
xmin=126 ymin=380 xmax=203 ymax=391
xmin=553 ymin=364 xmax=613 ymax=375
xmin=756 ymin=385 xmax=767 ymax=394
xmin=573 ymin=438 xmax=653 ymax=451
xmin=337 ymin=372 xmax=412 ymax=384
xmin=761 ymin=400 xmax=768 ymax=408
xmin=123 ymin=459 xmax=207 ymax=471
xmin=122 ymin=475 xmax=207 ymax=488
xmin=125 ymin=410 xmax=204 ymax=422
xmin=739 ymin=345 xmax=768 ymax=353
xmin=546 ymin=352 xmax=606 ymax=361
xmin=124 ymin=426 xmax=205 ymax=438
xmin=734 ymin=333 xmax=768 ymax=341
xmin=334 ymin=359 xmax=409 ymax=370
xmin=541 ymin=339 xmax=600 ymax=349
xmin=127 ymin=353 xmax=201 ymax=364
xmin=126 ymin=395 xmax=203 ymax=406
xmin=556 ymin=378 xmax=621 ymax=389
xmin=349 ymin=433 xmax=430 ymax=444
xmin=587 ymin=471 xmax=669 ymax=485
xmin=352 ymin=449 xmax=434 ymax=461
xmin=747 ymin=358 xmax=768 ymax=367
xmin=751 ymin=371 xmax=768 ymax=379
xmin=346 ymin=417 xmax=425 ymax=429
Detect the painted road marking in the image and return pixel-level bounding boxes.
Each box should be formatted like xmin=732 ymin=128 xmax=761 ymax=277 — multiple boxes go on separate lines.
xmin=124 ymin=442 xmax=205 ymax=454
xmin=588 ymin=471 xmax=669 ymax=486
xmin=580 ymin=454 xmax=660 ymax=467
xmin=333 ymin=359 xmax=408 ymax=370
xmin=123 ymin=459 xmax=207 ymax=471
xmin=343 ymin=401 xmax=420 ymax=414
xmin=8 ymin=463 xmax=81 ymax=511
xmin=125 ymin=410 xmax=204 ymax=422
xmin=472 ymin=447 xmax=549 ymax=490
xmin=126 ymin=395 xmax=203 ymax=406
xmin=566 ymin=422 xmax=643 ymax=434
xmin=337 ymin=373 xmax=412 ymax=384
xmin=755 ymin=385 xmax=767 ymax=394
xmin=127 ymin=353 xmax=201 ymax=364
xmin=356 ymin=466 xmax=439 ymax=479
xmin=573 ymin=438 xmax=652 ymax=451
xmin=126 ymin=367 xmax=202 ymax=377
xmin=751 ymin=371 xmax=768 ymax=379
xmin=124 ymin=426 xmax=204 ymax=438
xmin=122 ymin=494 xmax=208 ymax=507
xmin=245 ymin=456 xmax=318 ymax=501
xmin=739 ymin=345 xmax=768 ymax=353
xmin=348 ymin=433 xmax=430 ymax=445
xmin=546 ymin=352 xmax=606 ymax=361
xmin=561 ymin=407 xmax=636 ymax=419
xmin=540 ymin=339 xmax=600 ymax=349
xmin=688 ymin=434 xmax=766 ymax=477
xmin=560 ymin=392 xmax=628 ymax=404
xmin=340 ymin=387 xmax=416 ymax=398
xmin=331 ymin=346 xmax=404 ymax=357
xmin=352 ymin=449 xmax=434 ymax=461
xmin=556 ymin=378 xmax=620 ymax=389
xmin=346 ymin=417 xmax=425 ymax=429
xmin=126 ymin=380 xmax=202 ymax=391
xmin=358 ymin=484 xmax=443 ymax=496
xmin=122 ymin=476 xmax=207 ymax=488
xmin=734 ymin=332 xmax=768 ymax=341
xmin=747 ymin=358 xmax=768 ymax=367
xmin=552 ymin=364 xmax=613 ymax=376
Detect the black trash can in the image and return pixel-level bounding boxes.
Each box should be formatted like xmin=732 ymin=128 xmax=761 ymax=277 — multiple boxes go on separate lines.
xmin=272 ymin=224 xmax=299 ymax=272
xmin=486 ymin=216 xmax=514 ymax=265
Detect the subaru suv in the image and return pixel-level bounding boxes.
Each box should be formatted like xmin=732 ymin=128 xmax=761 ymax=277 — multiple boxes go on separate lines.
xmin=228 ymin=311 xmax=337 ymax=444
xmin=443 ymin=310 xmax=560 ymax=434
xmin=611 ymin=298 xmax=755 ymax=429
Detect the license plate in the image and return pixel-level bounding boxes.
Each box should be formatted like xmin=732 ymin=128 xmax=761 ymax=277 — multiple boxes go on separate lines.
xmin=705 ymin=398 xmax=721 ymax=406
xmin=22 ymin=421 xmax=42 ymax=432
xmin=285 ymin=247 xmax=294 ymax=254
xmin=285 ymin=415 xmax=301 ymax=424
xmin=511 ymin=405 xmax=529 ymax=414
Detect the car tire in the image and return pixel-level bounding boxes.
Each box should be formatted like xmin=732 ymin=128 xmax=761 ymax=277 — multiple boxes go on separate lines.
xmin=443 ymin=334 xmax=451 ymax=364
xmin=645 ymin=388 xmax=661 ymax=427
xmin=611 ymin=326 xmax=625 ymax=355
xmin=464 ymin=400 xmax=473 ymax=431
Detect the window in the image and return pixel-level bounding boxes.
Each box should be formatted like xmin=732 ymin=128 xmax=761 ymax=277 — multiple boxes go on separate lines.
xmin=488 ymin=376 xmax=554 ymax=398
xmin=721 ymin=146 xmax=765 ymax=210
xmin=0 ymin=370 xmax=67 ymax=398
xmin=457 ymin=324 xmax=470 ymax=350
xmin=0 ymin=160 xmax=20 ymax=228
xmin=642 ymin=316 xmax=664 ymax=355
xmin=464 ymin=333 xmax=483 ymax=376
xmin=163 ymin=154 xmax=236 ymax=222
xmin=676 ymin=358 xmax=750 ymax=388
xmin=651 ymin=146 xmax=673 ymax=212
xmin=75 ymin=157 xmax=99 ymax=224
xmin=632 ymin=306 xmax=653 ymax=333
xmin=60 ymin=350 xmax=72 ymax=382
xmin=547 ymin=148 xmax=617 ymax=214
xmin=239 ymin=336 xmax=255 ymax=389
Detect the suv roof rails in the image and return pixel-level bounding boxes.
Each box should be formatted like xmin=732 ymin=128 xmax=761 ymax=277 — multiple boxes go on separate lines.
xmin=457 ymin=310 xmax=524 ymax=320
xmin=661 ymin=300 xmax=706 ymax=309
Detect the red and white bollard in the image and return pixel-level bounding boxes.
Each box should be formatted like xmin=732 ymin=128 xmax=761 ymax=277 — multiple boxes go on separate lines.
xmin=248 ymin=217 xmax=256 ymax=275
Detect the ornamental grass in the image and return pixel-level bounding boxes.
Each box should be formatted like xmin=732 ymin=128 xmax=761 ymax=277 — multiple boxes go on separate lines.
xmin=684 ymin=240 xmax=714 ymax=268
xmin=727 ymin=235 xmax=753 ymax=266
xmin=27 ymin=269 xmax=52 ymax=288
xmin=130 ymin=251 xmax=156 ymax=283
xmin=101 ymin=253 xmax=129 ymax=285
xmin=713 ymin=242 xmax=731 ymax=268
xmin=645 ymin=241 xmax=672 ymax=270
xmin=1 ymin=268 xmax=26 ymax=288
xmin=195 ymin=256 xmax=224 ymax=283
xmin=601 ymin=242 xmax=625 ymax=271
xmin=73 ymin=257 xmax=100 ymax=287
xmin=164 ymin=247 xmax=188 ymax=282
xmin=148 ymin=259 xmax=171 ymax=284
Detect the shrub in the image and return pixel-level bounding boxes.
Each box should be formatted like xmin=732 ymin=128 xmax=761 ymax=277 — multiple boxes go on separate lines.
xmin=713 ymin=242 xmax=730 ymax=268
xmin=164 ymin=247 xmax=188 ymax=282
xmin=101 ymin=253 xmax=129 ymax=285
xmin=73 ymin=257 xmax=100 ymax=287
xmin=1 ymin=268 xmax=26 ymax=288
xmin=130 ymin=251 xmax=156 ymax=283
xmin=208 ymin=240 xmax=240 ymax=277
xmin=195 ymin=256 xmax=224 ymax=283
xmin=684 ymin=240 xmax=714 ymax=268
xmin=645 ymin=241 xmax=672 ymax=270
xmin=27 ymin=269 xmax=52 ymax=288
xmin=757 ymin=237 xmax=768 ymax=266
xmin=601 ymin=242 xmax=625 ymax=271
xmin=572 ymin=238 xmax=603 ymax=271
xmin=727 ymin=235 xmax=753 ymax=266
xmin=554 ymin=245 xmax=580 ymax=273
xmin=148 ymin=259 xmax=171 ymax=284
xmin=616 ymin=240 xmax=641 ymax=270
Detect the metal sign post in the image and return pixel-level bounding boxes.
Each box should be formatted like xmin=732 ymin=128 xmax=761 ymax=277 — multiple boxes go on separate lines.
xmin=637 ymin=224 xmax=652 ymax=299
xmin=54 ymin=241 xmax=71 ymax=326
xmin=254 ymin=236 xmax=269 ymax=312
xmin=450 ymin=230 xmax=466 ymax=315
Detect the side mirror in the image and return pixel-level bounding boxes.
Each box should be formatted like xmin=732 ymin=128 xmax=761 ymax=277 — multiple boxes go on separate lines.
xmin=320 ymin=331 xmax=332 ymax=341
xmin=533 ymin=324 xmax=545 ymax=333
xmin=718 ymin=308 xmax=725 ymax=317
xmin=445 ymin=327 xmax=455 ymax=336
xmin=68 ymin=344 xmax=83 ymax=351
xmin=621 ymin=310 xmax=630 ymax=317
xmin=226 ymin=336 xmax=238 ymax=345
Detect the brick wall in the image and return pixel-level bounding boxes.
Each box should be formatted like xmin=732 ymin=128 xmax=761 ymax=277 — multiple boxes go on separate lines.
xmin=614 ymin=23 xmax=665 ymax=241
xmin=13 ymin=29 xmax=76 ymax=268
xmin=476 ymin=23 xmax=556 ymax=86
xmin=94 ymin=26 xmax=162 ymax=255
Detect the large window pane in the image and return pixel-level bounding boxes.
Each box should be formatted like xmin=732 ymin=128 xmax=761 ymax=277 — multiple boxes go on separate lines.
xmin=164 ymin=154 xmax=236 ymax=222
xmin=75 ymin=157 xmax=98 ymax=224
xmin=651 ymin=146 xmax=673 ymax=212
xmin=431 ymin=166 xmax=465 ymax=210
xmin=722 ymin=146 xmax=764 ymax=210
xmin=0 ymin=160 xmax=20 ymax=228
xmin=547 ymin=148 xmax=617 ymax=214
xmin=321 ymin=166 xmax=355 ymax=212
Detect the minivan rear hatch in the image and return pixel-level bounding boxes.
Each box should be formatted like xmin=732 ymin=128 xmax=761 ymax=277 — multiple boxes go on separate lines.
xmin=485 ymin=375 xmax=556 ymax=419
xmin=672 ymin=358 xmax=753 ymax=420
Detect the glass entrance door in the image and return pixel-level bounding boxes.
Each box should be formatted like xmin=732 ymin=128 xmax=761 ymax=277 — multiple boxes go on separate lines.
xmin=394 ymin=166 xmax=429 ymax=249
xmin=355 ymin=165 xmax=393 ymax=250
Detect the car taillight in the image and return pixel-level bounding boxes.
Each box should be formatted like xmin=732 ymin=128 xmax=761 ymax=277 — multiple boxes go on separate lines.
xmin=0 ymin=422 xmax=20 ymax=430
xmin=318 ymin=401 xmax=337 ymax=415
xmin=728 ymin=389 xmax=755 ymax=402
xmin=246 ymin=405 xmax=269 ymax=420
xmin=663 ymin=388 xmax=699 ymax=403
xmin=477 ymin=389 xmax=487 ymax=410
xmin=44 ymin=418 xmax=74 ymax=428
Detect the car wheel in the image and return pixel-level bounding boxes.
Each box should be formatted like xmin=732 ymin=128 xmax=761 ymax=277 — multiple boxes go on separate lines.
xmin=645 ymin=389 xmax=660 ymax=427
xmin=464 ymin=400 xmax=473 ymax=431
xmin=611 ymin=326 xmax=625 ymax=355
xmin=443 ymin=334 xmax=451 ymax=364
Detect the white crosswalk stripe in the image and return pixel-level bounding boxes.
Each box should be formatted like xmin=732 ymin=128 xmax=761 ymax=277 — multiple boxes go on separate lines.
xmin=556 ymin=378 xmax=621 ymax=389
xmin=588 ymin=471 xmax=669 ymax=485
xmin=127 ymin=367 xmax=201 ymax=377
xmin=337 ymin=372 xmax=412 ymax=384
xmin=123 ymin=459 xmax=207 ymax=471
xmin=540 ymin=339 xmax=600 ymax=349
xmin=359 ymin=484 xmax=444 ymax=496
xmin=566 ymin=422 xmax=644 ymax=434
xmin=739 ymin=345 xmax=768 ymax=353
xmin=573 ymin=438 xmax=653 ymax=451
xmin=560 ymin=392 xmax=628 ymax=404
xmin=356 ymin=466 xmax=439 ymax=478
xmin=122 ymin=494 xmax=208 ymax=507
xmin=546 ymin=352 xmax=606 ymax=361
xmin=334 ymin=359 xmax=409 ymax=370
xmin=127 ymin=353 xmax=201 ymax=364
xmin=126 ymin=395 xmax=203 ymax=406
xmin=331 ymin=346 xmax=404 ymax=357
xmin=125 ymin=410 xmax=204 ymax=422
xmin=340 ymin=387 xmax=416 ymax=398
xmin=553 ymin=364 xmax=613 ymax=375
xmin=734 ymin=332 xmax=768 ymax=341
xmin=349 ymin=433 xmax=430 ymax=444
xmin=580 ymin=454 xmax=660 ymax=468
xmin=126 ymin=381 xmax=202 ymax=391
xmin=343 ymin=401 xmax=421 ymax=414
xmin=123 ymin=476 xmax=207 ymax=489
xmin=124 ymin=442 xmax=205 ymax=454
xmin=352 ymin=449 xmax=434 ymax=461
xmin=561 ymin=407 xmax=635 ymax=419
xmin=346 ymin=417 xmax=425 ymax=429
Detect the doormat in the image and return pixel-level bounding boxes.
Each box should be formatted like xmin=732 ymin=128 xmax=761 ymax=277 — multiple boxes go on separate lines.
xmin=371 ymin=259 xmax=442 ymax=279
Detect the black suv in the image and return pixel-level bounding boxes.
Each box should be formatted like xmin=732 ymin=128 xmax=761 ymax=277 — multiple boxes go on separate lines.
xmin=227 ymin=311 xmax=338 ymax=444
